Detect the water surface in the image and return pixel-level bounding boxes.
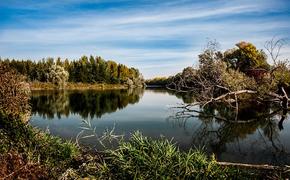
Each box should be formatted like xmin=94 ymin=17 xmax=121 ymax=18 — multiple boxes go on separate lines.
xmin=29 ymin=88 xmax=290 ymax=165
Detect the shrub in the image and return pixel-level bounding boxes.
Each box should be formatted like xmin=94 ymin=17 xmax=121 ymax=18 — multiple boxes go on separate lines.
xmin=220 ymin=65 xmax=257 ymax=91
xmin=0 ymin=63 xmax=30 ymax=121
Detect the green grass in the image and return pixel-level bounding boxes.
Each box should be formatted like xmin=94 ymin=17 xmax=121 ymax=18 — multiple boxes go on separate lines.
xmin=75 ymin=131 xmax=287 ymax=179
xmin=60 ymin=131 xmax=242 ymax=179
xmin=93 ymin=131 xmax=243 ymax=179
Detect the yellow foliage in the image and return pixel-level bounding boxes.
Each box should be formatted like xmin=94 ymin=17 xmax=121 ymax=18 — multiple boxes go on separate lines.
xmin=235 ymin=41 xmax=269 ymax=71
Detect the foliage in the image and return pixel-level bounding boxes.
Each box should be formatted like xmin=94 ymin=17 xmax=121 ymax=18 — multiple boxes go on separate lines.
xmin=145 ymin=76 xmax=170 ymax=86
xmin=220 ymin=62 xmax=257 ymax=91
xmin=271 ymin=61 xmax=290 ymax=87
xmin=223 ymin=42 xmax=270 ymax=73
xmin=0 ymin=55 xmax=144 ymax=86
xmin=0 ymin=63 xmax=31 ymax=121
xmin=167 ymin=40 xmax=290 ymax=102
xmin=47 ymin=64 xmax=69 ymax=89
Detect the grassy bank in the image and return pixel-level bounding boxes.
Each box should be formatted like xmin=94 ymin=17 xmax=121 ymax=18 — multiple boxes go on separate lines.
xmin=1 ymin=117 xmax=289 ymax=179
xmin=0 ymin=116 xmax=79 ymax=179
xmin=30 ymin=82 xmax=128 ymax=90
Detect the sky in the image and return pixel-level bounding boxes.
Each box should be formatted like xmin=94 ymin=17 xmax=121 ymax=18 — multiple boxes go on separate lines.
xmin=0 ymin=0 xmax=290 ymax=78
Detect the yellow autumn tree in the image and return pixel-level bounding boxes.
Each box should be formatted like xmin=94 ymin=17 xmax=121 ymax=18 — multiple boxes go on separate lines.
xmin=224 ymin=41 xmax=270 ymax=73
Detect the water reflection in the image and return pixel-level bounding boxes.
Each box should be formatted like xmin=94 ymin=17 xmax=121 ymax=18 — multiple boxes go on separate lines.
xmin=168 ymin=102 xmax=290 ymax=165
xmin=31 ymin=89 xmax=144 ymax=119
xmin=30 ymin=88 xmax=290 ymax=165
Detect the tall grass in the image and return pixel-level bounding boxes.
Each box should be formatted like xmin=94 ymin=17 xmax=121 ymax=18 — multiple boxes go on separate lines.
xmin=94 ymin=131 xmax=242 ymax=179
xmin=73 ymin=119 xmax=254 ymax=179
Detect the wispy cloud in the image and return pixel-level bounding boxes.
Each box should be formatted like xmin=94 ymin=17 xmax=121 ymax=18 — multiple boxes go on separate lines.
xmin=0 ymin=0 xmax=289 ymax=78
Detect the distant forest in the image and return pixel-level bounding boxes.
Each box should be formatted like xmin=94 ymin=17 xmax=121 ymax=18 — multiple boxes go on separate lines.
xmin=0 ymin=56 xmax=141 ymax=84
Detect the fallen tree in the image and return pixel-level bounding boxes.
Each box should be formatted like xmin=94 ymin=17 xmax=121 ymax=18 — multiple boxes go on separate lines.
xmin=167 ymin=39 xmax=290 ymax=122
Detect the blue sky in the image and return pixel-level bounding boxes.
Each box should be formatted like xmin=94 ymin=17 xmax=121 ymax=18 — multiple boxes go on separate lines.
xmin=0 ymin=0 xmax=290 ymax=78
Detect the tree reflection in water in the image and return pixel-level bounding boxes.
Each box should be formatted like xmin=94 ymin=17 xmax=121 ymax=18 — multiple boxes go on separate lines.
xmin=30 ymin=88 xmax=290 ymax=164
xmin=168 ymin=99 xmax=290 ymax=165
xmin=30 ymin=89 xmax=144 ymax=119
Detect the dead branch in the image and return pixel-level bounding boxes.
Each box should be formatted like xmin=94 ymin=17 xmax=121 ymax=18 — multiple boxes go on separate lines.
xmin=202 ymin=90 xmax=257 ymax=108
xmin=281 ymin=87 xmax=289 ymax=109
xmin=217 ymin=161 xmax=290 ymax=171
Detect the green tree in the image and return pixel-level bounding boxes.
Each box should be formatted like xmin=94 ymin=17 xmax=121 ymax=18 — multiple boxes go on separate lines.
xmin=1 ymin=56 xmax=143 ymax=86
xmin=107 ymin=60 xmax=118 ymax=83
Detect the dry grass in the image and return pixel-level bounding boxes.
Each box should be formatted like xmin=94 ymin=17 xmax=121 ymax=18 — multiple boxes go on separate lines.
xmin=0 ymin=151 xmax=48 ymax=180
xmin=30 ymin=82 xmax=128 ymax=90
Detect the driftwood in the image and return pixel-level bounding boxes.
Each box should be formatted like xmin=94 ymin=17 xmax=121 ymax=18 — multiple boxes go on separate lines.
xmin=202 ymin=90 xmax=257 ymax=108
xmin=201 ymin=88 xmax=289 ymax=107
xmin=169 ymin=86 xmax=290 ymax=126
xmin=217 ymin=161 xmax=290 ymax=172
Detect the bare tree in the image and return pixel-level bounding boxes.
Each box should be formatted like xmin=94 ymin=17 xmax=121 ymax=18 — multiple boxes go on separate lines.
xmin=264 ymin=37 xmax=287 ymax=66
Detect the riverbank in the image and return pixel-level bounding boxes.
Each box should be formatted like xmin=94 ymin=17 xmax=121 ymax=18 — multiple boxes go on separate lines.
xmin=1 ymin=117 xmax=289 ymax=179
xmin=0 ymin=116 xmax=79 ymax=179
xmin=30 ymin=82 xmax=128 ymax=90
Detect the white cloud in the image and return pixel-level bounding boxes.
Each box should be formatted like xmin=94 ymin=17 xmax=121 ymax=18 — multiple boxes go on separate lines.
xmin=0 ymin=0 xmax=289 ymax=78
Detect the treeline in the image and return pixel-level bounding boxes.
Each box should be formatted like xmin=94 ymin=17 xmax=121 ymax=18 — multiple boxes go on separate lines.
xmin=145 ymin=77 xmax=170 ymax=87
xmin=0 ymin=56 xmax=143 ymax=85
